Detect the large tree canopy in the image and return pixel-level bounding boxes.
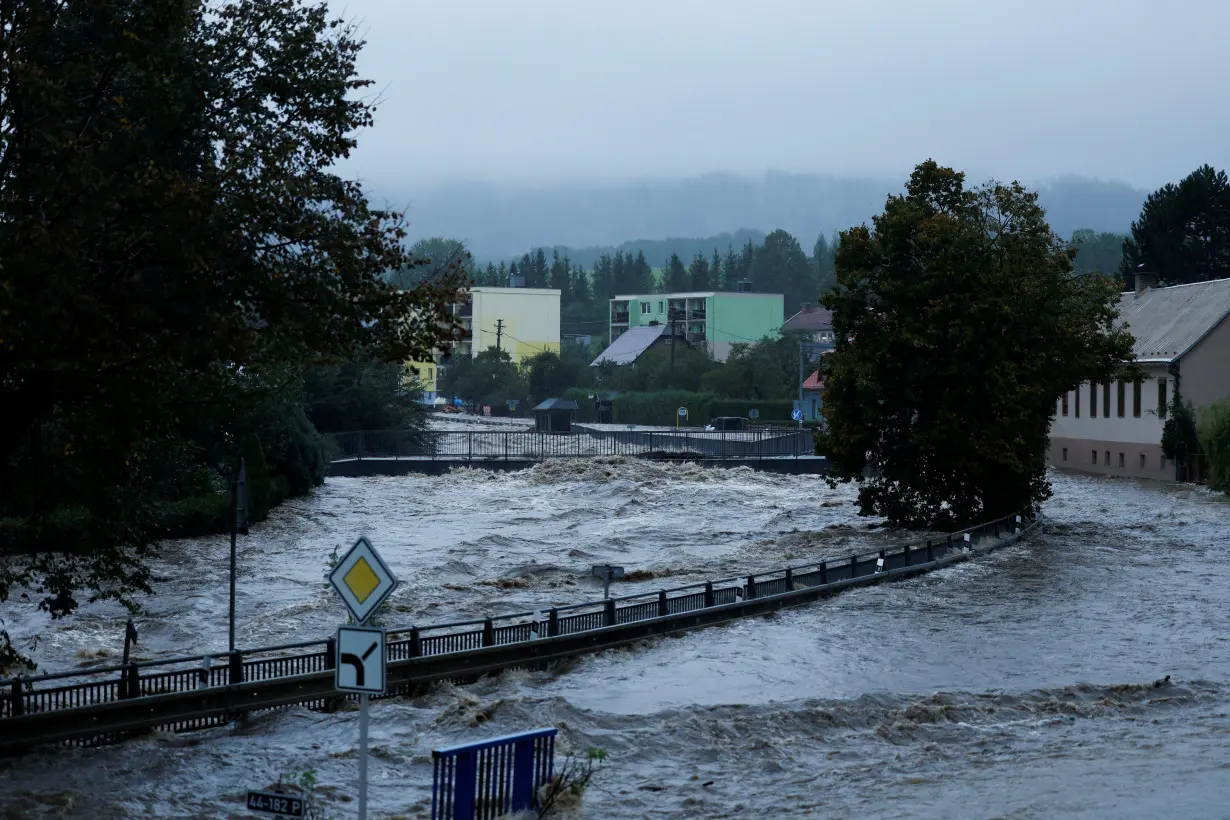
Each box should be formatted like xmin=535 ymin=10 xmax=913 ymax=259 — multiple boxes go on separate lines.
xmin=0 ymin=0 xmax=462 ymax=668
xmin=1118 ymin=164 xmax=1230 ymax=287
xmin=818 ymin=161 xmax=1135 ymax=529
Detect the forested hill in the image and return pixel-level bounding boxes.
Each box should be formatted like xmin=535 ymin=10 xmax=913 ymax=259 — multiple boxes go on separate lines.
xmin=496 ymin=229 xmax=767 ymax=271
xmin=395 ymin=172 xmax=1148 ymax=260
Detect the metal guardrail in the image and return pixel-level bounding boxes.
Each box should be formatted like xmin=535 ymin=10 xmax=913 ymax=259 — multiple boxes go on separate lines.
xmin=0 ymin=508 xmax=1037 ymax=753
xmin=432 ymin=727 xmax=557 ymax=820
xmin=330 ymin=428 xmax=817 ymax=461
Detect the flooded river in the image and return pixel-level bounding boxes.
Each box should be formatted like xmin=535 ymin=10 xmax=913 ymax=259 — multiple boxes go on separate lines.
xmin=2 ymin=462 xmax=1228 ymax=819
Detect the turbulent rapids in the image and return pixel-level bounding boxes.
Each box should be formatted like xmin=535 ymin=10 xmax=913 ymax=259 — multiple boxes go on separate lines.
xmin=1 ymin=448 xmax=1227 ymax=818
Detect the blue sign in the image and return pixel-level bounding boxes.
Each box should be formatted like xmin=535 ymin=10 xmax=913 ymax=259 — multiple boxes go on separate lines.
xmin=791 ymin=409 xmax=803 ymax=421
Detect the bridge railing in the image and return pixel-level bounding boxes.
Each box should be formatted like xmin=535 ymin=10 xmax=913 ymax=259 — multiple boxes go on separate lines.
xmin=432 ymin=727 xmax=557 ymax=820
xmin=329 ymin=428 xmax=817 ymax=462
xmin=0 ymin=508 xmax=1037 ymax=746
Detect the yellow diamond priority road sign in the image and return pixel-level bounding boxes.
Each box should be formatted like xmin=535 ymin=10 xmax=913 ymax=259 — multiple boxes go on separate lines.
xmin=328 ymin=537 xmax=398 ymax=625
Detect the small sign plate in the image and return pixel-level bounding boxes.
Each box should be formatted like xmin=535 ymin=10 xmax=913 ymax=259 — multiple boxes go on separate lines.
xmin=336 ymin=625 xmax=387 ymax=695
xmin=246 ymin=790 xmax=306 ymax=818
xmin=791 ymin=409 xmax=804 ymax=421
xmin=328 ymin=536 xmax=398 ymax=625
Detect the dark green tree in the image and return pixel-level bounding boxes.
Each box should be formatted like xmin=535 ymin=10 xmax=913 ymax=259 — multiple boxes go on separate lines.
xmin=0 ymin=0 xmax=463 ymax=670
xmin=1119 ymin=165 xmax=1230 ymax=286
xmin=629 ymin=250 xmax=654 ymax=292
xmin=550 ymin=250 xmax=571 ymax=301
xmin=592 ymin=253 xmax=615 ymax=300
xmin=523 ymin=350 xmax=593 ymax=402
xmin=722 ymin=244 xmax=739 ymax=289
xmin=818 ymin=161 xmax=1136 ymax=529
xmin=388 ymin=237 xmax=474 ymax=289
xmin=755 ymin=229 xmax=815 ymax=312
xmin=813 ymin=233 xmax=837 ymax=294
xmin=1069 ymin=229 xmax=1126 ymax=277
xmin=302 ymin=361 xmax=428 ymax=434
xmin=688 ymin=252 xmax=712 ymax=290
xmin=440 ymin=348 xmax=527 ymax=408
xmin=664 ymin=253 xmax=690 ymax=292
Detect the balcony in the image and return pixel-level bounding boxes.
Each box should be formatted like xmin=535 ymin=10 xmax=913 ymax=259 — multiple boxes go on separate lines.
xmin=611 ymin=312 xmax=630 ymax=325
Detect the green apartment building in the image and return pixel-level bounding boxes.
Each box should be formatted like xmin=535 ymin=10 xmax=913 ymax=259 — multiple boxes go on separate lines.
xmin=609 ymin=290 xmax=784 ymax=362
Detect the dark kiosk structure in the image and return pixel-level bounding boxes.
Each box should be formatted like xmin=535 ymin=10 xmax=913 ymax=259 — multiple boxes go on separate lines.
xmin=532 ymin=398 xmax=579 ymax=433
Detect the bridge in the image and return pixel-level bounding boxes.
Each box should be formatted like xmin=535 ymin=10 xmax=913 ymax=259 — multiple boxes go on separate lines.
xmin=0 ymin=508 xmax=1038 ymax=755
xmin=328 ymin=427 xmax=827 ymax=475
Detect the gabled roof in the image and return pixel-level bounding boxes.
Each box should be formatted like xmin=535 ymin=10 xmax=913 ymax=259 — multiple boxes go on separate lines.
xmin=590 ymin=324 xmax=677 ymax=365
xmin=802 ymin=369 xmax=824 ymax=391
xmin=1118 ymin=277 xmax=1230 ymax=362
xmin=784 ymin=306 xmax=833 ymax=332
xmin=532 ymin=398 xmax=579 ymax=411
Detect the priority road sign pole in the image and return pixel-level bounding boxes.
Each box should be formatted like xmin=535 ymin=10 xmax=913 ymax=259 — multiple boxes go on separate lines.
xmin=358 ymin=692 xmax=370 ymax=820
xmin=228 ymin=479 xmax=237 ymax=652
xmin=228 ymin=458 xmax=248 ymax=652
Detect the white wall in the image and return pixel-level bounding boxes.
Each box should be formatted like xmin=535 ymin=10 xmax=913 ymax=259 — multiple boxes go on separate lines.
xmin=1050 ymin=365 xmax=1170 ymax=446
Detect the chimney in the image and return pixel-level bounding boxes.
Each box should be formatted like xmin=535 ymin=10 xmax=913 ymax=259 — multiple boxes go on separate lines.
xmin=1134 ymin=265 xmax=1157 ymax=296
xmin=800 ymin=302 xmax=815 ymax=313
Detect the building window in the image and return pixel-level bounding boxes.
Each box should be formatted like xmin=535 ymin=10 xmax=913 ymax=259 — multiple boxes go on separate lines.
xmin=1062 ymin=393 xmax=1069 ymax=416
xmin=1091 ymin=450 xmax=1097 ymax=464
xmin=658 ymin=301 xmax=664 ymax=313
xmin=1111 ymin=382 xmax=1119 ymax=418
xmin=1133 ymin=380 xmax=1142 ymax=417
xmin=1118 ymin=452 xmax=1125 ymax=468
xmin=1139 ymin=453 xmax=1146 ymax=469
xmin=1075 ymin=387 xmax=1081 ymax=418
xmin=1062 ymin=447 xmax=1068 ymax=462
xmin=640 ymin=302 xmax=651 ymax=314
xmin=1158 ymin=379 xmax=1168 ymax=418
xmin=1104 ymin=450 xmax=1110 ymax=466
xmin=1090 ymin=383 xmax=1097 ymax=417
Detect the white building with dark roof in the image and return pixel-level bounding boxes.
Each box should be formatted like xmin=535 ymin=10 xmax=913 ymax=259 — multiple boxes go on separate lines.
xmin=1049 ymin=272 xmax=1230 ymax=479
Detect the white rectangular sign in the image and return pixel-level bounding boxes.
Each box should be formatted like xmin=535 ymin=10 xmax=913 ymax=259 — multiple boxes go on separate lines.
xmin=336 ymin=625 xmax=387 ymax=695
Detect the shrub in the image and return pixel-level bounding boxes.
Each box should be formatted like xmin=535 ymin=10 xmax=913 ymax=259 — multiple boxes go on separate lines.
xmin=1197 ymin=399 xmax=1230 ymax=492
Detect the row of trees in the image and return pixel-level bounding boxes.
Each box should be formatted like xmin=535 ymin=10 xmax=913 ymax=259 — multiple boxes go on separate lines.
xmin=0 ymin=0 xmax=462 ymax=671
xmin=393 ymin=229 xmax=839 ymax=340
xmin=439 ymin=329 xmax=810 ymax=411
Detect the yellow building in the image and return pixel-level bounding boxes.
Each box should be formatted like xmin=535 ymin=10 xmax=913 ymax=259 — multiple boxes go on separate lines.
xmin=405 ymin=361 xmax=438 ymax=399
xmin=461 ymin=287 xmax=561 ymax=363
xmin=410 ymin=285 xmax=561 ymax=404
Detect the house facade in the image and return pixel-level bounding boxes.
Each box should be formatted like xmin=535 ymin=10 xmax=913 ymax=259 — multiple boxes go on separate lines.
xmin=783 ymin=304 xmax=835 ymax=343
xmin=608 ymin=291 xmax=783 ymax=362
xmin=1049 ymin=274 xmax=1230 ymax=479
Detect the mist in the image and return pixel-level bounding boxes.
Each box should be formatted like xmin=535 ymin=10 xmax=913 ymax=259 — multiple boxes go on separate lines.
xmin=328 ymin=0 xmax=1228 ymax=254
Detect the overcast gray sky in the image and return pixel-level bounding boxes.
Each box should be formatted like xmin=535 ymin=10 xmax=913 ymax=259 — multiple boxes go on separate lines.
xmin=332 ymin=0 xmax=1229 ymax=190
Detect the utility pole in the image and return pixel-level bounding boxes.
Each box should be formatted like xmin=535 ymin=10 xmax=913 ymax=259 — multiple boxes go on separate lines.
xmin=668 ymin=307 xmax=677 ymax=386
xmin=495 ymin=318 xmax=504 ymax=352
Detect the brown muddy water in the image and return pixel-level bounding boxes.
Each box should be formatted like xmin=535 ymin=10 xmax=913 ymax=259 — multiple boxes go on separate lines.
xmin=1 ymin=463 xmax=1228 ymax=819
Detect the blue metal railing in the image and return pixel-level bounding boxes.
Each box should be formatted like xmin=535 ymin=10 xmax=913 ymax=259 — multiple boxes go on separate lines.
xmin=432 ymin=727 xmax=557 ymax=820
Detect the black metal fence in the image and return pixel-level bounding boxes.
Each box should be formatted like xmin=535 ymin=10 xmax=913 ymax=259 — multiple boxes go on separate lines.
xmin=0 ymin=508 xmax=1037 ymax=751
xmin=331 ymin=428 xmax=817 ymax=461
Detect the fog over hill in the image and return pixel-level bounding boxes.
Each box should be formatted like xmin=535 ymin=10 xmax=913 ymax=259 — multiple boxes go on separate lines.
xmin=386 ymin=172 xmax=1149 ymax=260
